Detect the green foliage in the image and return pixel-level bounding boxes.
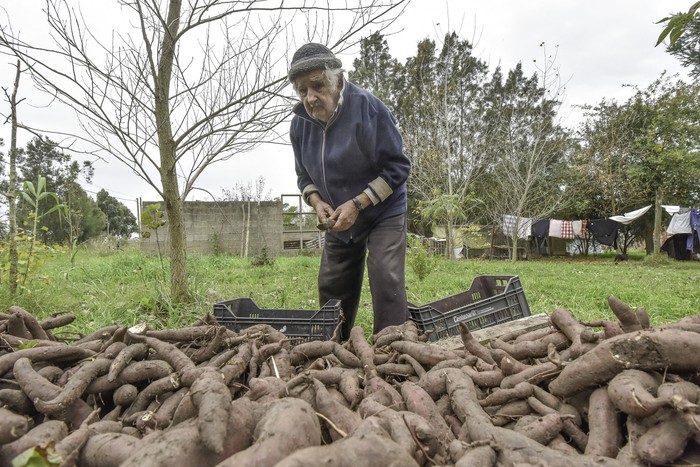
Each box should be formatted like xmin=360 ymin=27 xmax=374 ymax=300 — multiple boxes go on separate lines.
xmin=140 ymin=203 xmax=168 ymax=281
xmin=96 ymin=189 xmax=137 ymax=238
xmin=656 ymin=2 xmax=700 ymax=46
xmin=141 ymin=203 xmax=166 ymax=236
xmin=406 ymin=235 xmax=435 ymax=281
xmin=13 ymin=175 xmax=67 ymax=290
xmin=250 ymin=246 xmax=275 ymax=267
xmin=11 ymin=444 xmax=61 ymax=467
xmin=16 ymin=137 xmax=99 ymax=244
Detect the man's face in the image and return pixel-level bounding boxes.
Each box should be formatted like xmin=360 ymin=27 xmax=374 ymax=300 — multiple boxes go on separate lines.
xmin=295 ymin=69 xmax=340 ymax=123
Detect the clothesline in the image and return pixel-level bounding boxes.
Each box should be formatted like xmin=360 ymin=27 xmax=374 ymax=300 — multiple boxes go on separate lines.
xmin=502 ymin=205 xmax=653 ymax=246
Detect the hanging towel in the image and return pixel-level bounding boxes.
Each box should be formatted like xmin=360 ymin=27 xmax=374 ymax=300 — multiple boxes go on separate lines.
xmin=572 ymin=220 xmax=583 ymax=237
xmin=561 ymin=220 xmax=575 ymax=239
xmin=503 ymin=215 xmax=532 ymax=239
xmin=549 ymin=219 xmax=563 ymax=238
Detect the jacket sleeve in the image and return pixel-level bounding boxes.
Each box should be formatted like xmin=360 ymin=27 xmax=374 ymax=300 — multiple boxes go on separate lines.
xmin=361 ymin=102 xmax=411 ymax=204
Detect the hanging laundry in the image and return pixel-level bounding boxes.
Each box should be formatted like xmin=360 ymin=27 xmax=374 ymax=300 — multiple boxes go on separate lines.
xmin=572 ymin=220 xmax=586 ymax=237
xmin=533 ymin=219 xmax=550 ymax=238
xmin=688 ymin=208 xmax=700 ymax=251
xmin=667 ymin=211 xmax=692 ymax=236
xmin=502 ymin=215 xmax=532 ymax=239
xmin=549 ymin=219 xmax=563 ymax=238
xmin=608 ymin=205 xmax=652 ymax=225
xmin=561 ymin=220 xmax=575 ymax=239
xmin=588 ymin=219 xmax=620 ymax=247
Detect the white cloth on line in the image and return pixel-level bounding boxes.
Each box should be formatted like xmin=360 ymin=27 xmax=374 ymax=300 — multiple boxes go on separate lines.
xmin=609 ymin=205 xmax=652 ymax=225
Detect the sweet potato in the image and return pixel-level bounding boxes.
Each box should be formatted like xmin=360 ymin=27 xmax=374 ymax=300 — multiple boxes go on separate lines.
xmin=0 ymin=346 xmax=96 ymax=377
xmin=214 ymin=397 xmax=321 ymax=467
xmin=13 ymin=357 xmax=93 ymax=427
xmin=188 ymin=366 xmax=232 ymax=454
xmin=86 ymin=360 xmax=174 ymax=394
xmin=397 ymin=354 xmax=426 ymax=378
xmin=0 ymin=420 xmax=68 ymax=466
xmin=8 ymin=306 xmax=50 ymax=340
xmin=401 ymin=381 xmax=455 ymax=443
xmin=128 ymin=333 xmax=196 ymax=378
xmin=312 ymin=378 xmax=361 ymax=440
xmin=122 ymin=373 xmax=180 ymax=417
xmin=78 ymin=432 xmax=142 ymax=467
xmin=288 ymin=340 xmax=361 ymax=369
xmin=454 ymin=444 xmax=497 ymax=467
xmin=107 ymin=343 xmax=149 ymax=382
xmin=121 ymin=398 xmax=258 ymax=467
xmin=527 ymin=396 xmax=588 ymax=452
xmin=33 ymin=357 xmax=112 ymax=416
xmin=490 ymin=332 xmax=569 ymax=361
xmin=459 ymin=323 xmax=495 ymax=364
xmin=549 ymin=328 xmax=700 ymax=397
xmin=389 ymin=340 xmax=459 ymax=367
xmin=0 ymin=407 xmax=29 ymax=444
xmin=607 ymin=369 xmax=665 ymax=418
xmin=607 ymin=295 xmax=642 ymax=332
xmin=479 ymin=381 xmax=533 ymax=407
xmin=274 ymin=432 xmax=420 ymax=467
xmin=512 ymin=413 xmax=564 ymax=445
xmin=636 ymin=408 xmax=693 ymax=465
xmin=363 ymin=368 xmax=405 ymax=410
xmin=500 ymin=361 xmax=559 ymax=389
xmin=585 ymin=387 xmax=623 ymax=458
xmin=0 ymin=388 xmax=34 ymax=414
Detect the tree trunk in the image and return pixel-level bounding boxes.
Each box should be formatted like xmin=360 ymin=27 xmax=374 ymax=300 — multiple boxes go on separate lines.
xmin=652 ymin=188 xmax=663 ymax=255
xmin=156 ymin=0 xmax=189 ymax=303
xmin=7 ymin=60 xmax=21 ymax=297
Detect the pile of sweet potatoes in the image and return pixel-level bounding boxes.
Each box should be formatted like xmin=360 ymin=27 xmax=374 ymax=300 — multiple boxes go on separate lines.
xmin=1 ymin=297 xmax=699 ymax=467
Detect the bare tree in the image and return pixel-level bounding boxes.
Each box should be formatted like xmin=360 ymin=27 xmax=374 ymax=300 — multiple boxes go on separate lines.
xmin=0 ymin=0 xmax=408 ymax=302
xmin=1 ymin=60 xmax=21 ymax=297
xmin=480 ymin=46 xmax=572 ymax=261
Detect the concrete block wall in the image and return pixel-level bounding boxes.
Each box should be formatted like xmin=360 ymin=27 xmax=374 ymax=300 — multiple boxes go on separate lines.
xmin=140 ymin=200 xmax=283 ymax=256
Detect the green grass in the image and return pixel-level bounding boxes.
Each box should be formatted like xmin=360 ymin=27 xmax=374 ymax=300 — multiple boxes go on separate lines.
xmin=2 ymin=243 xmax=698 ymax=337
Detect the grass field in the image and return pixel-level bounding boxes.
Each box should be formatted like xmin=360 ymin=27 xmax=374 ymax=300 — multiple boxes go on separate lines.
xmin=2 ymin=243 xmax=699 ymax=337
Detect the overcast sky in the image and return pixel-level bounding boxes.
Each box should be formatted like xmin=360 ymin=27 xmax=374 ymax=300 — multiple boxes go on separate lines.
xmin=0 ymin=0 xmax=694 ymax=214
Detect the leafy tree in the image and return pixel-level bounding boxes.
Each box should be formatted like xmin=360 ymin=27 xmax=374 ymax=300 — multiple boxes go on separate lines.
xmin=624 ymin=76 xmax=700 ymax=253
xmin=349 ymin=32 xmax=402 ymax=111
xmin=567 ymin=76 xmax=700 ymax=255
xmin=0 ymin=0 xmax=409 ymax=303
xmin=96 ymin=189 xmax=137 ymax=238
xmin=15 ymin=136 xmax=97 ymax=244
xmin=666 ymin=14 xmax=700 ymax=81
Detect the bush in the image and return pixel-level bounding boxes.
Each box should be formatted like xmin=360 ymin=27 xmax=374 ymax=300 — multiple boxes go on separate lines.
xmin=407 ymin=236 xmax=435 ymax=281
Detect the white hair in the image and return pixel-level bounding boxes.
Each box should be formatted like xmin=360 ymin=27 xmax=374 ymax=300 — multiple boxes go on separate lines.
xmin=292 ymin=67 xmax=344 ymax=96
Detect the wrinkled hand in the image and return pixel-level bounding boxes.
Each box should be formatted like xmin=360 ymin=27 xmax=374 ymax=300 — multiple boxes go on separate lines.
xmin=314 ymin=200 xmax=335 ymax=230
xmin=328 ymin=200 xmax=359 ymax=232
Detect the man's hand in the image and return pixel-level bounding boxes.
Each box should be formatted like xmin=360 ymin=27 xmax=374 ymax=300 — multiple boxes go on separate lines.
xmin=328 ymin=199 xmax=360 ymax=232
xmin=311 ymin=197 xmax=335 ymax=229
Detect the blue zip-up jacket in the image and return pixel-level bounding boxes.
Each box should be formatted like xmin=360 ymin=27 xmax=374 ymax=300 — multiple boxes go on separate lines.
xmin=290 ymin=79 xmax=411 ymax=243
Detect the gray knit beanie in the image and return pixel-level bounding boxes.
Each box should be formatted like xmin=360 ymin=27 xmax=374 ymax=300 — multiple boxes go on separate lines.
xmin=288 ymin=43 xmax=342 ymax=82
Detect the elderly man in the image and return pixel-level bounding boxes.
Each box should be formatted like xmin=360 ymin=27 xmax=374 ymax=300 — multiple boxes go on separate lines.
xmin=288 ymin=43 xmax=411 ymax=340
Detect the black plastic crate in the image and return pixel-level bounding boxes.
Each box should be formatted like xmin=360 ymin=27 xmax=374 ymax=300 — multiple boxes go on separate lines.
xmin=408 ymin=275 xmax=530 ymax=342
xmin=213 ymin=298 xmax=342 ymax=345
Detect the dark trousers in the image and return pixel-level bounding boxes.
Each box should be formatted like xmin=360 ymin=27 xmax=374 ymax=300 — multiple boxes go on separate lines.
xmin=318 ymin=213 xmax=408 ymax=341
